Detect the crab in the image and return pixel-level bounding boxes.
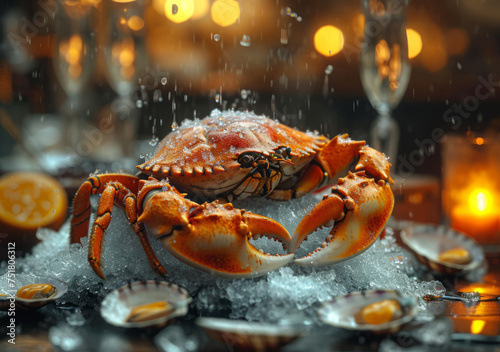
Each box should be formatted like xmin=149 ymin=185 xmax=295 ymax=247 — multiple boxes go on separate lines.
xmin=70 ymin=111 xmax=394 ymax=279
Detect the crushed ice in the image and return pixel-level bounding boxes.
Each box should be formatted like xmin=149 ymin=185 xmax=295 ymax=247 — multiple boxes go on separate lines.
xmin=0 ymin=189 xmax=446 ymax=324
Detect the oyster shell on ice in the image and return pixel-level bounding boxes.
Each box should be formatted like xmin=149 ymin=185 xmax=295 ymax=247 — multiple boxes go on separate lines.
xmin=400 ymin=224 xmax=484 ymax=275
xmin=0 ymin=276 xmax=67 ymax=311
xmin=100 ymin=280 xmax=191 ymax=328
xmin=318 ymin=290 xmax=417 ymax=334
xmin=196 ymin=317 xmax=305 ymax=351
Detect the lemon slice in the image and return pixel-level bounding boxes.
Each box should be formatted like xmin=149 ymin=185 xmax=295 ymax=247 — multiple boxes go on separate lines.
xmin=0 ymin=172 xmax=67 ymax=234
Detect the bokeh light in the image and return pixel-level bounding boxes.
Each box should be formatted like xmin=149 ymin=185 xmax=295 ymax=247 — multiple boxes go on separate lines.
xmin=406 ymin=28 xmax=422 ymax=59
xmin=211 ymin=0 xmax=240 ymax=27
xmin=313 ymin=25 xmax=344 ymax=57
xmin=165 ymin=0 xmax=195 ymax=23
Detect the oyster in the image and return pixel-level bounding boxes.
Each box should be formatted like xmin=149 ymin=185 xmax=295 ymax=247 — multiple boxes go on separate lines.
xmin=318 ymin=290 xmax=417 ymax=334
xmin=0 ymin=276 xmax=67 ymax=311
xmin=17 ymin=283 xmax=57 ymax=300
xmin=196 ymin=317 xmax=304 ymax=351
xmin=400 ymin=224 xmax=484 ymax=274
xmin=100 ymin=280 xmax=191 ymax=328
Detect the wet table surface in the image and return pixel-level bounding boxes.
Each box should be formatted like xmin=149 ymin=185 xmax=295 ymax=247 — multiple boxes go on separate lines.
xmin=1 ymin=253 xmax=499 ymax=352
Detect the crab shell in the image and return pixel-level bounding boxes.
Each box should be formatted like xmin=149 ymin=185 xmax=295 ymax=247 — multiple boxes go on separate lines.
xmin=138 ymin=112 xmax=327 ymax=199
xmin=100 ymin=280 xmax=192 ymax=328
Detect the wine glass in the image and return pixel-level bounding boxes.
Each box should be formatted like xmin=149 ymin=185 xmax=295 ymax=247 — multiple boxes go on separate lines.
xmin=360 ymin=0 xmax=411 ymax=163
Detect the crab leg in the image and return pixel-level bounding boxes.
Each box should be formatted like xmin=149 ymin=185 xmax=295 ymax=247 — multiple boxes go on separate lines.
xmin=85 ymin=182 xmax=167 ymax=279
xmin=290 ymin=146 xmax=394 ymax=266
xmin=70 ymin=174 xmax=140 ymax=244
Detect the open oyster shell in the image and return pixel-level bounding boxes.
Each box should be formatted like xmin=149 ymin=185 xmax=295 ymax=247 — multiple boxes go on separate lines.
xmin=0 ymin=276 xmax=68 ymax=311
xmin=100 ymin=280 xmax=191 ymax=328
xmin=400 ymin=224 xmax=484 ymax=275
xmin=318 ymin=290 xmax=417 ymax=334
xmin=196 ymin=317 xmax=305 ymax=350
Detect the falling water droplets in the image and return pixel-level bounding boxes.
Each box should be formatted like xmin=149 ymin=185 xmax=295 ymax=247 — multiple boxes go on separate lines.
xmin=172 ymin=4 xmax=178 ymax=15
xmin=215 ymin=94 xmax=220 ymax=103
xmin=240 ymin=35 xmax=251 ymax=47
xmin=325 ymin=65 xmax=334 ymax=75
xmin=161 ymin=77 xmax=167 ymax=85
xmin=153 ymin=89 xmax=163 ymax=103
xmin=149 ymin=138 xmax=158 ymax=146
xmin=214 ymin=34 xmax=220 ymax=42
xmin=136 ymin=100 xmax=143 ymax=108
xmin=139 ymin=153 xmax=146 ymax=159
xmin=171 ymin=121 xmax=178 ymax=130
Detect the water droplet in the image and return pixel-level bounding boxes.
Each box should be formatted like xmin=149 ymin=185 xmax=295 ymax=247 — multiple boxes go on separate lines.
xmin=296 ymin=16 xmax=302 ymax=22
xmin=149 ymin=138 xmax=158 ymax=146
xmin=325 ymin=65 xmax=333 ymax=75
xmin=161 ymin=77 xmax=167 ymax=85
xmin=240 ymin=89 xmax=248 ymax=99
xmin=172 ymin=4 xmax=178 ymax=15
xmin=215 ymin=94 xmax=220 ymax=103
xmin=214 ymin=34 xmax=220 ymax=42
xmin=136 ymin=100 xmax=143 ymax=108
xmin=240 ymin=34 xmax=251 ymax=47
xmin=457 ymin=62 xmax=462 ymax=70
xmin=153 ymin=89 xmax=162 ymax=103
xmin=139 ymin=153 xmax=146 ymax=159
xmin=171 ymin=121 xmax=178 ymax=130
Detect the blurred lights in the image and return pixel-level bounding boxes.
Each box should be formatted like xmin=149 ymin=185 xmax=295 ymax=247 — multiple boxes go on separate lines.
xmin=112 ymin=37 xmax=136 ymax=79
xmin=59 ymin=34 xmax=83 ymax=78
xmin=211 ymin=0 xmax=240 ymax=27
xmin=406 ymin=28 xmax=422 ymax=59
xmin=374 ymin=39 xmax=401 ymax=90
xmin=165 ymin=0 xmax=195 ymax=23
xmin=314 ymin=25 xmax=344 ymax=57
xmin=111 ymin=0 xmax=136 ymax=3
xmin=192 ymin=0 xmax=209 ymax=20
xmin=127 ymin=15 xmax=145 ymax=31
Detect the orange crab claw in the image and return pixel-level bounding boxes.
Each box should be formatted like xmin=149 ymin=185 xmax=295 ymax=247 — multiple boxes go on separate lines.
xmin=290 ymin=143 xmax=394 ymax=266
xmin=140 ymin=190 xmax=293 ymax=278
xmin=292 ymin=172 xmax=394 ymax=266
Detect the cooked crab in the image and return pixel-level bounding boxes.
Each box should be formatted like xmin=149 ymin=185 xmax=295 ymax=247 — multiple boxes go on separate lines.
xmin=70 ymin=111 xmax=394 ymax=278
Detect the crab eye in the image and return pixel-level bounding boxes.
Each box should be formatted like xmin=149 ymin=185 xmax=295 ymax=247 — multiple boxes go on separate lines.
xmin=242 ymin=155 xmax=254 ymax=164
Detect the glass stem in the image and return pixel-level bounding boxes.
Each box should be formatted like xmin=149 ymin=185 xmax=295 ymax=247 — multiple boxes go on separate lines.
xmin=370 ymin=112 xmax=399 ymax=165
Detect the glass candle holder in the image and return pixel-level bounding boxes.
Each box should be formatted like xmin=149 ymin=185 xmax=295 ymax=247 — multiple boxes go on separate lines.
xmin=442 ymin=135 xmax=500 ymax=245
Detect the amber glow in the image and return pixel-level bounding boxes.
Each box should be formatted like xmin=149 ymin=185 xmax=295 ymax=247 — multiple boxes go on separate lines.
xmin=59 ymin=34 xmax=83 ymax=78
xmin=127 ymin=15 xmax=144 ymax=31
xmin=111 ymin=0 xmax=136 ymax=3
xmin=211 ymin=0 xmax=240 ymax=27
xmin=469 ymin=189 xmax=493 ymax=214
xmin=475 ymin=137 xmax=484 ymax=145
xmin=192 ymin=0 xmax=209 ymax=19
xmin=406 ymin=29 xmax=422 ymax=59
xmin=374 ymin=39 xmax=401 ymax=90
xmin=165 ymin=0 xmax=195 ymax=23
xmin=112 ymin=37 xmax=136 ymax=79
xmin=313 ymin=25 xmax=344 ymax=57
xmin=459 ymin=283 xmax=500 ymax=296
xmin=471 ymin=320 xmax=486 ymax=335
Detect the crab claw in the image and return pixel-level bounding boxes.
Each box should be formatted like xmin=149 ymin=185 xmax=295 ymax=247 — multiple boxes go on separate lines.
xmin=140 ymin=190 xmax=293 ymax=278
xmin=290 ymin=169 xmax=394 ymax=267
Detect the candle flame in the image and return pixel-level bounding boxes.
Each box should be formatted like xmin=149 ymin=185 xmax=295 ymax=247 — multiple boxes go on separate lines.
xmin=469 ymin=189 xmax=492 ymax=214
xmin=471 ymin=319 xmax=485 ymax=335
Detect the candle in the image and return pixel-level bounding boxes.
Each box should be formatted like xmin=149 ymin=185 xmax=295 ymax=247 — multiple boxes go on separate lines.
xmin=450 ymin=189 xmax=500 ymax=244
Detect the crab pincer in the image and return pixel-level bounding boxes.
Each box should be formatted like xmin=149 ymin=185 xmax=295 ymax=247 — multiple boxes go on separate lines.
xmin=139 ymin=186 xmax=294 ymax=278
xmin=289 ymin=146 xmax=394 ymax=266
